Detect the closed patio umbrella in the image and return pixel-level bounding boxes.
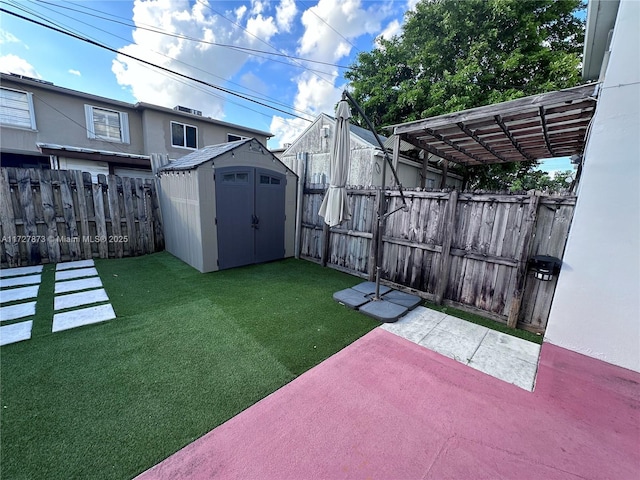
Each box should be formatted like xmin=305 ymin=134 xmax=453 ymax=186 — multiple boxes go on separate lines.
xmin=319 ymin=97 xmax=352 ymax=227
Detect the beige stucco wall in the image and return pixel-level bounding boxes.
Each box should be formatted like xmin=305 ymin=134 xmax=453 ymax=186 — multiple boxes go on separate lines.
xmin=1 ymin=78 xmax=145 ymax=155
xmin=140 ymin=109 xmax=270 ymax=159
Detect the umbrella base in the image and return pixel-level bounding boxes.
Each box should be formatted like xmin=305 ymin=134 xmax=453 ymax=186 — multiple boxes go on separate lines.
xmin=359 ymin=299 xmax=408 ymax=323
xmin=333 ymin=282 xmax=422 ymax=323
xmin=333 ymin=288 xmax=371 ymax=309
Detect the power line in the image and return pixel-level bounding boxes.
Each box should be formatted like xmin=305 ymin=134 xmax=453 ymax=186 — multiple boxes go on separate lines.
xmin=32 ymin=0 xmax=351 ymax=71
xmin=195 ymin=0 xmax=338 ymax=87
xmin=1 ymin=7 xmax=314 ymax=122
xmin=19 ymin=0 xmax=314 ymax=119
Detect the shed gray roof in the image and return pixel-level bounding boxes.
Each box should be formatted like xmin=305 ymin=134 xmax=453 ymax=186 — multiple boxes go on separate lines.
xmin=159 ymin=139 xmax=250 ymax=171
xmin=349 ymin=123 xmax=387 ymax=147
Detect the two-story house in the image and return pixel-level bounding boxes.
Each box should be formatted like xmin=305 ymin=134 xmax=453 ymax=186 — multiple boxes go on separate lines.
xmin=0 ymin=72 xmax=271 ymax=179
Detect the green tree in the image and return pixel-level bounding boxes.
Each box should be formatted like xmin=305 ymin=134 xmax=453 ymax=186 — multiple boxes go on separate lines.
xmin=345 ymin=0 xmax=585 ymax=190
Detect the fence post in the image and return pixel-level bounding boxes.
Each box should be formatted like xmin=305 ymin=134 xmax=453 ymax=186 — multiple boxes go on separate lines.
xmin=434 ymin=189 xmax=458 ymax=304
xmin=368 ymin=189 xmax=382 ymax=281
xmin=507 ymin=194 xmax=540 ymax=328
xmin=321 ymin=223 xmax=330 ymax=267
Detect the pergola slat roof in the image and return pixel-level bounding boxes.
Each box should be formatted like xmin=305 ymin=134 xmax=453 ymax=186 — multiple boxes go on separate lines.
xmin=390 ymin=83 xmax=598 ymax=166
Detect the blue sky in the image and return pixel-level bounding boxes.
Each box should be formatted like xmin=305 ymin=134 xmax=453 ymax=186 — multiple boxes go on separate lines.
xmin=1 ymin=0 xmax=574 ymax=173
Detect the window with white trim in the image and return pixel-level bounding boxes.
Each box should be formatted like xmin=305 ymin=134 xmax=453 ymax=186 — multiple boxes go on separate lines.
xmin=171 ymin=121 xmax=197 ymax=149
xmin=84 ymin=105 xmax=130 ymax=143
xmin=0 ymin=87 xmax=37 ymax=130
xmin=227 ymin=133 xmax=249 ymax=142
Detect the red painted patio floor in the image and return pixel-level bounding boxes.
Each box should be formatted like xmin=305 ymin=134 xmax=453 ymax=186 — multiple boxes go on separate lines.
xmin=137 ymin=328 xmax=640 ymax=479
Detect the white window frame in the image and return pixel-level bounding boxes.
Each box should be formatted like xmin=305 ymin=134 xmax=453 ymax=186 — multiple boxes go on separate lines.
xmin=227 ymin=133 xmax=249 ymax=142
xmin=171 ymin=121 xmax=198 ymax=149
xmin=84 ymin=104 xmax=130 ymax=143
xmin=0 ymin=87 xmax=37 ymax=130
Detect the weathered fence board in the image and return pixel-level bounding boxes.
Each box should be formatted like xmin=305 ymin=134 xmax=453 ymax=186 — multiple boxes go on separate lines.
xmin=0 ymin=167 xmax=164 ymax=266
xmin=302 ymin=186 xmax=575 ymax=332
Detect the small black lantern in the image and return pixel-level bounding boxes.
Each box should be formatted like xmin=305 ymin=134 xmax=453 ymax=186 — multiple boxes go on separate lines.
xmin=529 ymin=255 xmax=562 ymax=281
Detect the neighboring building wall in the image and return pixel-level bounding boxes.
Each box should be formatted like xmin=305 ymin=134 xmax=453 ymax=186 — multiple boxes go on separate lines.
xmin=140 ymin=107 xmax=270 ymax=159
xmin=280 ymin=114 xmax=461 ymax=188
xmin=0 ymin=74 xmax=272 ymax=178
xmin=1 ymin=78 xmax=144 ymax=155
xmin=544 ymin=0 xmax=640 ymax=372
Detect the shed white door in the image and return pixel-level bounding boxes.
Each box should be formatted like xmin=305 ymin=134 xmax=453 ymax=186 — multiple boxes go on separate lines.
xmin=215 ymin=167 xmax=286 ymax=270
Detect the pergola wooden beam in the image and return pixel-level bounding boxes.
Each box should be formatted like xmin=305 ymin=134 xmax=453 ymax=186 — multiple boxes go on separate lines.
xmin=389 ymin=83 xmax=598 ymax=166
xmin=494 ymin=114 xmax=536 ymax=161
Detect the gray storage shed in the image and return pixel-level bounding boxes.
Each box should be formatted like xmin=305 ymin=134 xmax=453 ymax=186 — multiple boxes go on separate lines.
xmin=158 ymin=138 xmax=297 ymax=273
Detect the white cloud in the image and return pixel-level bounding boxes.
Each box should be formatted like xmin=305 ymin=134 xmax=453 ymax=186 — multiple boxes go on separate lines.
xmin=276 ymin=0 xmax=297 ymax=33
xmin=0 ymin=30 xmax=20 ymax=44
xmin=375 ymin=19 xmax=402 ymax=47
xmin=406 ymin=0 xmax=420 ymax=11
xmin=0 ymin=54 xmax=40 ymax=78
xmin=298 ymin=0 xmax=391 ymax=62
xmin=269 ymin=0 xmax=395 ymax=147
xmin=68 ymin=69 xmax=82 ymax=76
xmin=112 ymin=0 xmax=285 ymax=119
xmin=246 ymin=14 xmax=278 ymax=43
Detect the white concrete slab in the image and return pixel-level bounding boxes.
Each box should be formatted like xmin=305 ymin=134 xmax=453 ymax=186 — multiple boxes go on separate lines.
xmin=55 ymin=289 xmax=109 ymax=311
xmin=0 ymin=285 xmax=39 ymax=304
xmin=0 ymin=320 xmax=33 ymax=346
xmin=468 ymin=344 xmax=539 ymax=391
xmin=381 ymin=306 xmax=447 ymax=343
xmin=0 ymin=274 xmax=41 ymax=289
xmin=55 ymin=277 xmax=103 ymax=294
xmin=480 ymin=330 xmax=541 ymax=365
xmin=0 ymin=265 xmax=43 ymax=278
xmin=419 ymin=324 xmax=488 ymax=364
xmin=0 ymin=301 xmax=36 ymax=322
xmin=56 ymin=260 xmax=95 ymax=271
xmin=52 ymin=304 xmax=116 ymax=333
xmin=55 ymin=267 xmax=99 ymax=281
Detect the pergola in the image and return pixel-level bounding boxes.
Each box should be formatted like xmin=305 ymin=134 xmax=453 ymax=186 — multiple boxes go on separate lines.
xmin=389 ymin=83 xmax=598 ymax=175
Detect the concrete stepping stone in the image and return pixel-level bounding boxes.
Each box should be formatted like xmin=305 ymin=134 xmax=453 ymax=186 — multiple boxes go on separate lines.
xmin=0 ymin=274 xmax=41 ymax=289
xmin=0 ymin=285 xmax=39 ymax=304
xmin=56 ymin=260 xmax=95 ymax=271
xmin=55 ymin=289 xmax=109 ymax=311
xmin=0 ymin=265 xmax=43 ymax=278
xmin=0 ymin=320 xmax=33 ymax=346
xmin=55 ymin=277 xmax=103 ymax=294
xmin=55 ymin=267 xmax=99 ymax=281
xmin=52 ymin=304 xmax=116 ymax=333
xmin=0 ymin=301 xmax=36 ymax=322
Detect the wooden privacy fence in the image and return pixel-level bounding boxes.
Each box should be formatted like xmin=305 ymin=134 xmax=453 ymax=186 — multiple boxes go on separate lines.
xmin=0 ymin=168 xmax=164 ymax=267
xmin=300 ymin=187 xmax=575 ymax=332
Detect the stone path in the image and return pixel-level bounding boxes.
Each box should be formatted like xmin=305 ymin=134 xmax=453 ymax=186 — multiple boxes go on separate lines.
xmin=381 ymin=306 xmax=541 ymax=390
xmin=0 ymin=266 xmax=42 ymax=346
xmin=0 ymin=260 xmax=116 ymax=346
xmin=52 ymin=260 xmax=115 ymax=333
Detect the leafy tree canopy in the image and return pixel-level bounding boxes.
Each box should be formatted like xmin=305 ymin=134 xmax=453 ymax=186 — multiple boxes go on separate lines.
xmin=345 ymin=0 xmax=585 ymax=190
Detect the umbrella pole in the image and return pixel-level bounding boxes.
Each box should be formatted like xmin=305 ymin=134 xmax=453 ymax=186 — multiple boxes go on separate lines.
xmin=341 ymin=90 xmax=407 ymax=301
xmin=373 ymin=156 xmax=387 ymax=301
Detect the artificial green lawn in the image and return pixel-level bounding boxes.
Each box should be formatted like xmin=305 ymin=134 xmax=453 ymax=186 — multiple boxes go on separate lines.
xmin=0 ymin=253 xmax=379 ymax=479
